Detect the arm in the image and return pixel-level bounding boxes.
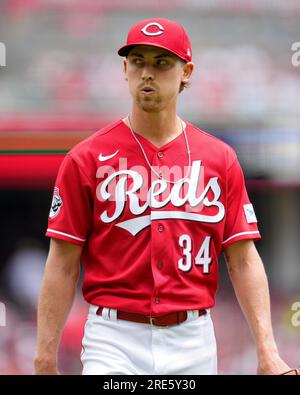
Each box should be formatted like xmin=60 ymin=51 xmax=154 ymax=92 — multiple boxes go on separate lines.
xmin=223 ymin=239 xmax=291 ymax=375
xmin=34 ymin=238 xmax=83 ymax=374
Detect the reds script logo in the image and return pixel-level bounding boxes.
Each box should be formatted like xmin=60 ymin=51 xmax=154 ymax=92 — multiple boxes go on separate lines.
xmin=96 ymin=160 xmax=225 ymax=236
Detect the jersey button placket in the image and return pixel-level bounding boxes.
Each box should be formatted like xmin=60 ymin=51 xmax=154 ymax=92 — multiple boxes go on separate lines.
xmin=149 ymin=152 xmax=167 ymax=315
xmin=157 ymin=151 xmax=164 ymax=179
xmin=158 ymin=224 xmax=164 ymax=232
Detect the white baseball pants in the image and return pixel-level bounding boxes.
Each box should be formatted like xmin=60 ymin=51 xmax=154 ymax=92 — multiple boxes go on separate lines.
xmin=81 ymin=304 xmax=218 ymax=375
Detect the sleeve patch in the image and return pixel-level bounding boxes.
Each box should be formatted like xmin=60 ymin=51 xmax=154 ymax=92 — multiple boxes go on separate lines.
xmin=243 ymin=203 xmax=257 ymax=224
xmin=49 ymin=187 xmax=63 ymax=219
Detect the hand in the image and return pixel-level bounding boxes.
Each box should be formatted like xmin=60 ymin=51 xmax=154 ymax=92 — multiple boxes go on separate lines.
xmin=33 ymin=356 xmax=61 ymax=375
xmin=257 ymin=353 xmax=293 ymax=375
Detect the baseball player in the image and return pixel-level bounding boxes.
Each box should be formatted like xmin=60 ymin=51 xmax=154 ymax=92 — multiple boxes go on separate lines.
xmin=34 ymin=18 xmax=293 ymax=375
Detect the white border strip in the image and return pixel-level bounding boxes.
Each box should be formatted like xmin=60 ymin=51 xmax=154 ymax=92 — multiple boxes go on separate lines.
xmin=222 ymin=231 xmax=260 ymax=245
xmin=47 ymin=228 xmax=86 ymax=242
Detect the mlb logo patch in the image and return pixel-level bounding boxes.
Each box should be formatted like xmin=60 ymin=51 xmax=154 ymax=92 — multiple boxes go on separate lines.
xmin=243 ymin=204 xmax=257 ymax=224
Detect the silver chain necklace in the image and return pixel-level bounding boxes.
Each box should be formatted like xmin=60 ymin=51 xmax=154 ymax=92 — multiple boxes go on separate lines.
xmin=127 ymin=115 xmax=191 ymax=184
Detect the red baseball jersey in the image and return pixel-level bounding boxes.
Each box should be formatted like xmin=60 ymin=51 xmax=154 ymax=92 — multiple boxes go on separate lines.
xmin=46 ymin=119 xmax=261 ymax=316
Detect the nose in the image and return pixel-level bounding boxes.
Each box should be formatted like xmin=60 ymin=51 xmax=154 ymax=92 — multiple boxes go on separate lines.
xmin=141 ymin=64 xmax=154 ymax=81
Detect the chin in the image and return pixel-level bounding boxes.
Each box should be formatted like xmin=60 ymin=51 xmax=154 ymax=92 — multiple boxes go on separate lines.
xmin=136 ymin=97 xmax=162 ymax=113
xmin=139 ymin=104 xmax=162 ymax=113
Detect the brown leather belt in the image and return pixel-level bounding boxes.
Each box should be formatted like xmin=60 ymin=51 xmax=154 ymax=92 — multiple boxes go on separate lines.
xmin=96 ymin=307 xmax=206 ymax=327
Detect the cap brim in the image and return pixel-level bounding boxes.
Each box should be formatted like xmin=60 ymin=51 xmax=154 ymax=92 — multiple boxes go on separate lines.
xmin=118 ymin=42 xmax=187 ymax=62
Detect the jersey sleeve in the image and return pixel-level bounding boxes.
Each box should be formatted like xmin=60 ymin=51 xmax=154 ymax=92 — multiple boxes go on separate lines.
xmin=222 ymin=157 xmax=261 ymax=250
xmin=45 ymin=154 xmax=93 ymax=246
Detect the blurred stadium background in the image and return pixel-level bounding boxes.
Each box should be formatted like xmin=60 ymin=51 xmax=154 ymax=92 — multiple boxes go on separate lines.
xmin=0 ymin=0 xmax=300 ymax=374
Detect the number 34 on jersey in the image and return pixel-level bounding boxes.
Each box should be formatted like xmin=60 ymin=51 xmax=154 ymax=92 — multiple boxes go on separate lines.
xmin=178 ymin=234 xmax=212 ymax=274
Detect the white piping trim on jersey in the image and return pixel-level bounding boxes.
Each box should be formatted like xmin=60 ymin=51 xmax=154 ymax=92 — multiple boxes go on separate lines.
xmin=222 ymin=231 xmax=260 ymax=245
xmin=46 ymin=228 xmax=86 ymax=242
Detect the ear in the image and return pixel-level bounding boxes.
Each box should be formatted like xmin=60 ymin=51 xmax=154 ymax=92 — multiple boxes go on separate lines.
xmin=123 ymin=59 xmax=128 ymax=81
xmin=181 ymin=62 xmax=194 ymax=84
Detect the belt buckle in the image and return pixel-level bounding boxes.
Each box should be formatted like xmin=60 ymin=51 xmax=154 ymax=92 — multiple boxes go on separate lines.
xmin=149 ymin=316 xmax=170 ymax=328
xmin=151 ymin=317 xmax=163 ymax=327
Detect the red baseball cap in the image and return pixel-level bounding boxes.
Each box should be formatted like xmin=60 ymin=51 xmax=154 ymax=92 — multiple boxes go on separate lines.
xmin=118 ymin=18 xmax=192 ymax=63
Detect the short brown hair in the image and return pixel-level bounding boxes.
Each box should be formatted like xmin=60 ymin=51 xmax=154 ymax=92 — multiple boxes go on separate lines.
xmin=179 ymin=80 xmax=190 ymax=93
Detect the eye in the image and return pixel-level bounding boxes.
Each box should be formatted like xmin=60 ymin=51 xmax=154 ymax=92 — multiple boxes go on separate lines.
xmin=131 ymin=58 xmax=143 ymax=65
xmin=157 ymin=59 xmax=168 ymax=65
xmin=156 ymin=58 xmax=174 ymax=69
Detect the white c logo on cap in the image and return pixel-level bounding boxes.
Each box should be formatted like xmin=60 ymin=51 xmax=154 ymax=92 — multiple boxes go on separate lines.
xmin=141 ymin=22 xmax=164 ymax=36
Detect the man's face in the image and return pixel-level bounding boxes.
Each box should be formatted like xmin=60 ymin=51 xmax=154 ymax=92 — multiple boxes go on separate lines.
xmin=124 ymin=45 xmax=193 ymax=113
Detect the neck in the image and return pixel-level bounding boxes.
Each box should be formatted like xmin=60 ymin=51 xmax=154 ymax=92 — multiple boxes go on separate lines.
xmin=126 ymin=107 xmax=183 ymax=147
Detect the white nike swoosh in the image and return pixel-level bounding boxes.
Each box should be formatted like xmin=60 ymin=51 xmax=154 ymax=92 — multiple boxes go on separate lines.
xmin=98 ymin=150 xmax=119 ymax=162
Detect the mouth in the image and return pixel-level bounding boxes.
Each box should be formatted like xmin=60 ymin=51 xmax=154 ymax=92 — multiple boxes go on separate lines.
xmin=141 ymin=87 xmax=155 ymax=95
